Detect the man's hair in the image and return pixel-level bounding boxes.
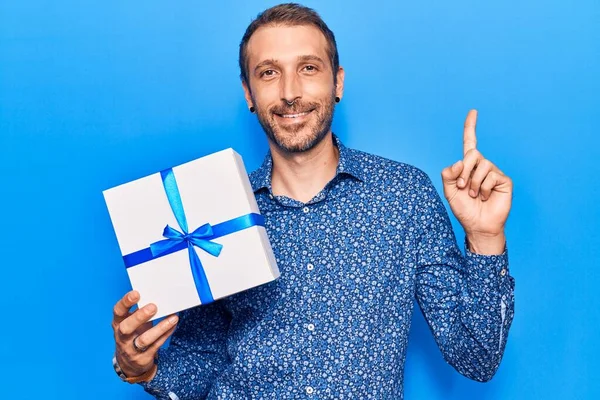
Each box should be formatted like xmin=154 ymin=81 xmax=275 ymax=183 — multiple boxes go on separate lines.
xmin=238 ymin=3 xmax=340 ymax=87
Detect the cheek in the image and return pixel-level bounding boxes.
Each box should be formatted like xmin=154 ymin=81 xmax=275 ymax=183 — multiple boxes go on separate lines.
xmin=252 ymin=83 xmax=279 ymax=108
xmin=301 ymin=77 xmax=335 ymax=99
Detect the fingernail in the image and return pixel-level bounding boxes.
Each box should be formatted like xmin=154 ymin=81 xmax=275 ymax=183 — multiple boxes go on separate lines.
xmin=469 ymin=189 xmax=476 ymax=197
xmin=168 ymin=315 xmax=179 ymax=324
xmin=453 ymin=161 xmax=461 ymax=169
xmin=129 ymin=292 xmax=137 ymax=301
xmin=146 ymin=304 xmax=157 ymax=314
xmin=458 ymin=178 xmax=465 ymax=187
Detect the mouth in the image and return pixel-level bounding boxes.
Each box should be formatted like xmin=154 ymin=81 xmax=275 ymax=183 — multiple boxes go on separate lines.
xmin=274 ymin=109 xmax=314 ymax=119
xmin=278 ymin=110 xmax=310 ymax=118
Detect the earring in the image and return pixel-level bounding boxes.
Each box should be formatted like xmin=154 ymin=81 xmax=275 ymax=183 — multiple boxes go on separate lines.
xmin=249 ymin=106 xmax=255 ymax=113
xmin=335 ymin=97 xmax=340 ymax=103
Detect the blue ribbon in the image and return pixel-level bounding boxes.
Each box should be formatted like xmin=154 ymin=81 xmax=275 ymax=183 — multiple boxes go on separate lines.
xmin=122 ymin=168 xmax=265 ymax=304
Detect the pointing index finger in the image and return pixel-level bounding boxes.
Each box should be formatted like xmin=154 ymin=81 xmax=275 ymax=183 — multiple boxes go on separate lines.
xmin=463 ymin=109 xmax=478 ymax=156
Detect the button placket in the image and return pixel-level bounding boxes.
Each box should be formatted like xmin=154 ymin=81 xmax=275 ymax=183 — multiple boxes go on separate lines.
xmin=300 ymin=203 xmax=319 ymax=397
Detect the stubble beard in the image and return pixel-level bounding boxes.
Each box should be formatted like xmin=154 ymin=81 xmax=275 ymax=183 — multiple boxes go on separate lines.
xmin=254 ymin=91 xmax=336 ymax=154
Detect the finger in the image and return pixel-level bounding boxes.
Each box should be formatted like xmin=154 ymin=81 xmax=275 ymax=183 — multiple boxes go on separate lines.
xmin=458 ymin=149 xmax=482 ymax=189
xmin=480 ymin=171 xmax=511 ymax=201
xmin=468 ymin=159 xmax=494 ymax=197
xmin=463 ymin=109 xmax=478 ymax=157
xmin=113 ymin=290 xmax=140 ymax=325
xmin=148 ymin=324 xmax=177 ymax=352
xmin=441 ymin=160 xmax=463 ymax=185
xmin=118 ymin=303 xmax=157 ymax=337
xmin=136 ymin=314 xmax=180 ymax=352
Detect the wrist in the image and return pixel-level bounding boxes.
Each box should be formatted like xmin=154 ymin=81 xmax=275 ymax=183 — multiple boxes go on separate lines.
xmin=113 ymin=353 xmax=158 ymax=384
xmin=465 ymin=231 xmax=506 ymax=255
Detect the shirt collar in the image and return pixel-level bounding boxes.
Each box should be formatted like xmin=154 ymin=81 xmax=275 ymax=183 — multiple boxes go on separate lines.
xmin=250 ymin=134 xmax=366 ymax=193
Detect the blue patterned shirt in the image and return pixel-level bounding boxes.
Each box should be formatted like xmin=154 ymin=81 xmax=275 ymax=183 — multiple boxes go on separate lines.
xmin=141 ymin=135 xmax=515 ymax=399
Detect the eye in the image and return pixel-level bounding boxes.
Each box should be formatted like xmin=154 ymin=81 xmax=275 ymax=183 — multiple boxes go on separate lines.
xmin=303 ymin=65 xmax=318 ymax=73
xmin=260 ymin=69 xmax=277 ymax=78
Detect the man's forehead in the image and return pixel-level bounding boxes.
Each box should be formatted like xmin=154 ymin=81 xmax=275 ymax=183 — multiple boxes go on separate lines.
xmin=246 ymin=25 xmax=329 ymax=66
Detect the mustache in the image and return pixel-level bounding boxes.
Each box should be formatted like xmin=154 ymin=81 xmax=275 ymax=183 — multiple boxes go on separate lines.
xmin=270 ymin=100 xmax=319 ymax=115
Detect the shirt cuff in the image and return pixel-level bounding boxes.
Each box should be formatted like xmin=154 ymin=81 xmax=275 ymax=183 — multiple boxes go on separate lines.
xmin=464 ymin=239 xmax=511 ymax=282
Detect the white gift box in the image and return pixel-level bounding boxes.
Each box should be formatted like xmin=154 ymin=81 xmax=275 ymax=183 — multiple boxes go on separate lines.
xmin=103 ymin=149 xmax=280 ymax=320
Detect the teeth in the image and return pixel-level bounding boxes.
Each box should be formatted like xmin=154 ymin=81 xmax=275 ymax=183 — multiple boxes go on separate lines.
xmin=281 ymin=111 xmax=310 ymax=118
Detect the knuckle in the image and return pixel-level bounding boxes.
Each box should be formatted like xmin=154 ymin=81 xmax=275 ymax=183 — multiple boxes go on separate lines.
xmin=162 ymin=319 xmax=176 ymax=331
xmin=113 ymin=304 xmax=122 ymax=317
xmin=159 ymin=319 xmax=171 ymax=330
xmin=480 ymin=159 xmax=491 ymax=170
xmin=136 ymin=309 xmax=150 ymax=323
xmin=466 ymin=148 xmax=479 ymax=158
xmin=118 ymin=321 xmax=130 ymax=336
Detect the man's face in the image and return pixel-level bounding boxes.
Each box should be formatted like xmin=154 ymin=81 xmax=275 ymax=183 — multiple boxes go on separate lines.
xmin=243 ymin=25 xmax=344 ymax=153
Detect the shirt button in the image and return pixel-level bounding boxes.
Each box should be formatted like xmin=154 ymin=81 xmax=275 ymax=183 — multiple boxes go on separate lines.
xmin=307 ymin=323 xmax=315 ymax=331
xmin=303 ymin=206 xmax=309 ymax=213
xmin=269 ymin=194 xmax=273 ymax=199
xmin=500 ymin=268 xmax=507 ymax=276
xmin=307 ymin=263 xmax=314 ymax=271
xmin=306 ymin=386 xmax=314 ymax=395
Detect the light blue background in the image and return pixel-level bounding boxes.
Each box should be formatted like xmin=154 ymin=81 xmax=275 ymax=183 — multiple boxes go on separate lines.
xmin=1 ymin=1 xmax=598 ymax=399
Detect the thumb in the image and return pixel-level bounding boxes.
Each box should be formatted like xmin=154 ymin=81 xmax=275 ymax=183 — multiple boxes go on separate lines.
xmin=441 ymin=160 xmax=463 ymax=186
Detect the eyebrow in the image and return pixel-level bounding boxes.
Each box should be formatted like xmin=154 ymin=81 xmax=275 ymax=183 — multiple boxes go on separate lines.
xmin=254 ymin=59 xmax=278 ymax=74
xmin=253 ymin=55 xmax=327 ymax=75
xmin=297 ymin=55 xmax=326 ymax=65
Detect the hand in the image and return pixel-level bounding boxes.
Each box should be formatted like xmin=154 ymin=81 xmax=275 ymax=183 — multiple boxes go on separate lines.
xmin=112 ymin=290 xmax=179 ymax=379
xmin=441 ymin=110 xmax=513 ymax=253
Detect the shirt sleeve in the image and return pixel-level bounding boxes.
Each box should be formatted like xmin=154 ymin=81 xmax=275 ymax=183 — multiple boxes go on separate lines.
xmin=413 ymin=172 xmax=515 ymax=382
xmin=140 ymin=301 xmax=231 ymax=399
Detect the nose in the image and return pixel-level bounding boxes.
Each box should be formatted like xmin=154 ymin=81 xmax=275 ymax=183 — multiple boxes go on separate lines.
xmin=280 ymin=71 xmax=302 ymax=105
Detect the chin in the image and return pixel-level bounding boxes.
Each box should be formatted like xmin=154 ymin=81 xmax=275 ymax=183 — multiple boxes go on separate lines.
xmin=272 ymin=125 xmax=329 ymax=153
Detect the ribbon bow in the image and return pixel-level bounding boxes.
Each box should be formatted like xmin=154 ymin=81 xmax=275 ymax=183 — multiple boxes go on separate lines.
xmin=150 ymin=223 xmax=223 ymax=258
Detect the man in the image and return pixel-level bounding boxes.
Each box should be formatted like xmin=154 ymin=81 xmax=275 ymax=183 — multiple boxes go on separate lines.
xmin=111 ymin=3 xmax=515 ymax=399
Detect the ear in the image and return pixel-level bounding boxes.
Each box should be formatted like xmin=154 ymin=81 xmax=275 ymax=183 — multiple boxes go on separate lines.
xmin=242 ymin=80 xmax=254 ymax=110
xmin=335 ymin=66 xmax=345 ymax=100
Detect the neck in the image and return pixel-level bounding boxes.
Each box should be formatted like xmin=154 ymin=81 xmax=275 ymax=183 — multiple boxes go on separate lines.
xmin=269 ymin=132 xmax=339 ymax=203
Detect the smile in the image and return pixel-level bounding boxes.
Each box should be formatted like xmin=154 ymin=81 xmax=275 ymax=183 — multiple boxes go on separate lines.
xmin=274 ymin=109 xmax=315 ymax=122
xmin=280 ymin=111 xmax=311 ymax=118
